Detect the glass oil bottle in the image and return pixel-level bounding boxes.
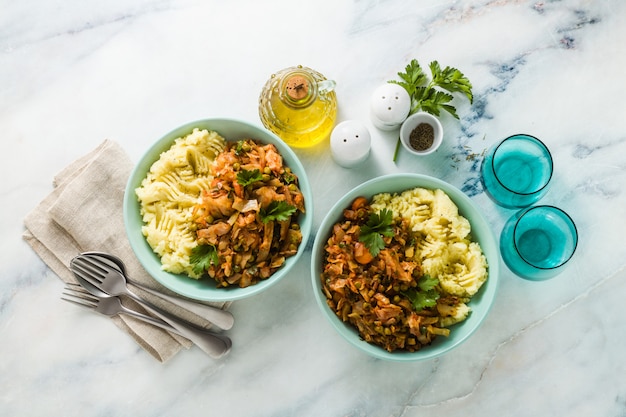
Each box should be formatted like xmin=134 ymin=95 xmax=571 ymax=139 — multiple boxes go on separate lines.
xmin=259 ymin=65 xmax=337 ymax=148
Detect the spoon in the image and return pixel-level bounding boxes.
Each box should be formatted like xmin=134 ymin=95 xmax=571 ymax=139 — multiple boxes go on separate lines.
xmin=81 ymin=251 xmax=234 ymax=331
xmin=70 ymin=257 xmax=231 ymax=359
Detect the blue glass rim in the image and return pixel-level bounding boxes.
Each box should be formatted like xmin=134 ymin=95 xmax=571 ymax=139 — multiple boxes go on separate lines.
xmin=512 ymin=205 xmax=578 ymax=270
xmin=490 ymin=134 xmax=554 ymax=196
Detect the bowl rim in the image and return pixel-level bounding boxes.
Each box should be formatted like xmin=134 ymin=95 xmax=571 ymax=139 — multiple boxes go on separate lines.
xmin=310 ymin=173 xmax=499 ymax=361
xmin=123 ymin=118 xmax=313 ymax=302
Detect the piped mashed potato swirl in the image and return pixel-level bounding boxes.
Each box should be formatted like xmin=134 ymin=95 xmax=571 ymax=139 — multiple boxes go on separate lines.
xmin=135 ymin=128 xmax=226 ymax=277
xmin=371 ymin=187 xmax=488 ymax=325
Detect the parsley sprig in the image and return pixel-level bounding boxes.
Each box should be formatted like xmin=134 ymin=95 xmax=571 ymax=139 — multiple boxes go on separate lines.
xmin=190 ymin=244 xmax=219 ymax=275
xmin=236 ymin=169 xmax=263 ymax=187
xmin=389 ymin=59 xmax=473 ymax=119
xmin=359 ymin=209 xmax=394 ymax=257
xmin=404 ymin=274 xmax=441 ymax=311
xmin=260 ymin=200 xmax=297 ymax=223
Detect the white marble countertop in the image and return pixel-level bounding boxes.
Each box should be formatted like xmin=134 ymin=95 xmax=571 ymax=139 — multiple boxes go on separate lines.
xmin=3 ymin=0 xmax=626 ymax=415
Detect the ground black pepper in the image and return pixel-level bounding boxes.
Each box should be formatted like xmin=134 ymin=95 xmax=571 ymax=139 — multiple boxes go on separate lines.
xmin=409 ymin=123 xmax=434 ymax=151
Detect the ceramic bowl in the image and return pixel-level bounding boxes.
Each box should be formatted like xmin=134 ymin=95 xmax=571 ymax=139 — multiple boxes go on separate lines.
xmin=399 ymin=112 xmax=443 ymax=156
xmin=310 ymin=173 xmax=499 ymax=361
xmin=124 ymin=118 xmax=313 ymax=302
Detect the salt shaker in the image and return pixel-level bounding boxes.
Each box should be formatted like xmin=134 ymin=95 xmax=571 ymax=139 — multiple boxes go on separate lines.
xmin=330 ymin=120 xmax=371 ymax=168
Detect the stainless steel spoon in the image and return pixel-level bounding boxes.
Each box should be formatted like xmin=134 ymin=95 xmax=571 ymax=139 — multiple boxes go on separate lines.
xmin=80 ymin=251 xmax=234 ymax=330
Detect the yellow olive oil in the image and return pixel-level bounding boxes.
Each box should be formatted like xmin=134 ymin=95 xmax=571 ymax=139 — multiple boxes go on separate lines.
xmin=259 ymin=66 xmax=337 ymax=148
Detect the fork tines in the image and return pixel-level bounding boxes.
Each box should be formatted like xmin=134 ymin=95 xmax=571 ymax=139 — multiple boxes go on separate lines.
xmin=61 ymin=284 xmax=99 ymax=309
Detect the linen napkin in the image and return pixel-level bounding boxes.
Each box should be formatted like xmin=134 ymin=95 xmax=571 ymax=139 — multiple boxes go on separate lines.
xmin=23 ymin=139 xmax=229 ymax=363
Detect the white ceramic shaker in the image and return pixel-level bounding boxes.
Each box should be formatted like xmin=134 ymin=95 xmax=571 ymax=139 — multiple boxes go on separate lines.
xmin=330 ymin=120 xmax=372 ymax=168
xmin=369 ymin=83 xmax=411 ymax=130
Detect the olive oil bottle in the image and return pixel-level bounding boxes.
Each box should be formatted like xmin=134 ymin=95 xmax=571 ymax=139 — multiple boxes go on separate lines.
xmin=259 ymin=65 xmax=337 ymax=148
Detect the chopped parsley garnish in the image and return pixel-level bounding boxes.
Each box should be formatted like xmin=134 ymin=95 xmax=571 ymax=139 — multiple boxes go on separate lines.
xmin=237 ymin=168 xmax=263 ymax=187
xmin=359 ymin=209 xmax=394 ymax=257
xmin=190 ymin=244 xmax=219 ymax=275
xmin=259 ymin=200 xmax=297 ymax=223
xmin=234 ymin=140 xmax=251 ymax=155
xmin=404 ymin=274 xmax=440 ymax=311
xmin=282 ymin=171 xmax=297 ymax=184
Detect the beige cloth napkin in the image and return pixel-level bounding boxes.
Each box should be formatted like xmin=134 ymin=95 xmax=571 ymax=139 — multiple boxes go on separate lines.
xmin=23 ymin=139 xmax=229 ymax=362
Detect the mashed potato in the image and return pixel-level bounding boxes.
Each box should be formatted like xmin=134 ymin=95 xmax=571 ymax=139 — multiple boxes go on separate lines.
xmin=135 ymin=128 xmax=226 ymax=277
xmin=371 ymin=187 xmax=488 ymax=325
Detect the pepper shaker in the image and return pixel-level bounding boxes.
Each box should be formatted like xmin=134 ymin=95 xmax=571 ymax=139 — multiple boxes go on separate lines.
xmin=370 ymin=83 xmax=411 ymax=130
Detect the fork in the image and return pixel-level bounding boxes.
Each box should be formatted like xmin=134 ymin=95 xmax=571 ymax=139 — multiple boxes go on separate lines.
xmin=62 ymin=284 xmax=182 ymax=335
xmin=62 ymin=285 xmax=231 ymax=359
xmin=70 ymin=255 xmax=229 ymax=329
xmin=78 ymin=252 xmax=234 ymax=330
xmin=69 ymin=258 xmax=232 ymax=358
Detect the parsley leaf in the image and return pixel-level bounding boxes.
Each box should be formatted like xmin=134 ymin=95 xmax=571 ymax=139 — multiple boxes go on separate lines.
xmin=190 ymin=244 xmax=219 ymax=275
xmin=234 ymin=140 xmax=251 ymax=156
xmin=237 ymin=169 xmax=263 ymax=187
xmin=429 ymin=61 xmax=473 ymax=104
xmin=259 ymin=200 xmax=297 ymax=223
xmin=388 ymin=58 xmax=473 ymax=119
xmin=389 ymin=59 xmax=427 ymax=97
xmin=417 ymin=274 xmax=439 ymax=292
xmin=359 ymin=209 xmax=394 ymax=257
xmin=404 ymin=274 xmax=441 ymax=311
xmin=282 ymin=171 xmax=297 ymax=184
xmin=418 ymin=89 xmax=457 ymax=118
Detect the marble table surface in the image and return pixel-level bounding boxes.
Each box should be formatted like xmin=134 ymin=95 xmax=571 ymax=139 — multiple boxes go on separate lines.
xmin=3 ymin=0 xmax=626 ymax=416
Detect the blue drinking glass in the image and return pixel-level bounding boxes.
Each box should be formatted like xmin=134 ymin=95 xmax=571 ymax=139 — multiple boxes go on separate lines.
xmin=481 ymin=134 xmax=553 ymax=208
xmin=500 ymin=205 xmax=578 ymax=281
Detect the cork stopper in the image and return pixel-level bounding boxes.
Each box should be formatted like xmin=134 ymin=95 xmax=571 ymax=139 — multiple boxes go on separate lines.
xmin=285 ymin=75 xmax=310 ymax=100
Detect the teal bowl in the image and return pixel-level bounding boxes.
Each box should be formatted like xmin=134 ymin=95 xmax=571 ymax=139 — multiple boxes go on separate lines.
xmin=310 ymin=174 xmax=499 ymax=361
xmin=124 ymin=118 xmax=313 ymax=302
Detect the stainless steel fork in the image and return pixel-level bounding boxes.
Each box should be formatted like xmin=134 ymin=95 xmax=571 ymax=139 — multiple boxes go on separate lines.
xmin=62 ymin=284 xmax=182 ymax=335
xmin=78 ymin=252 xmax=234 ymax=330
xmin=62 ymin=283 xmax=231 ymax=359
xmin=71 ymin=255 xmax=235 ymax=330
